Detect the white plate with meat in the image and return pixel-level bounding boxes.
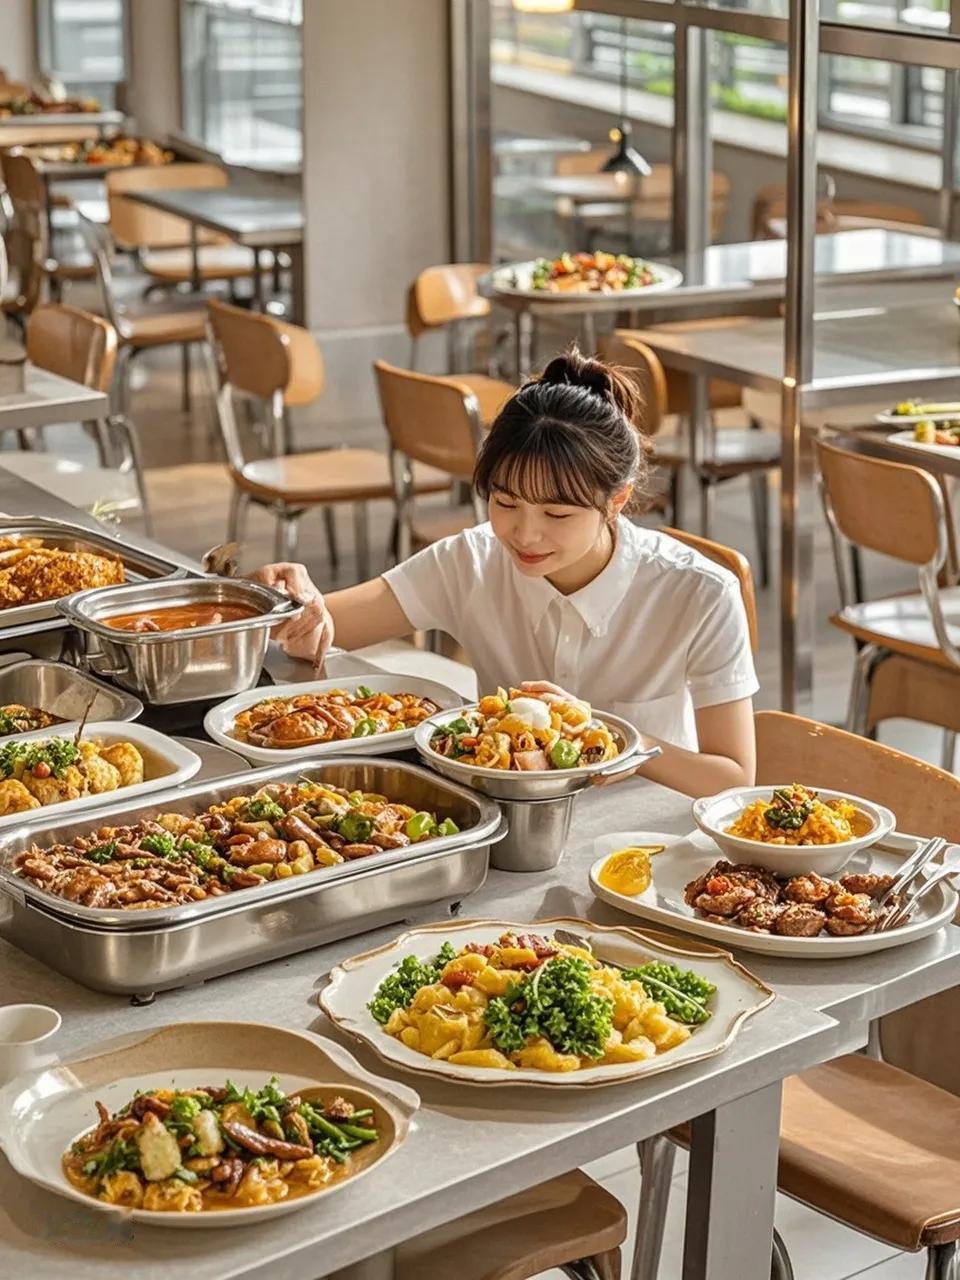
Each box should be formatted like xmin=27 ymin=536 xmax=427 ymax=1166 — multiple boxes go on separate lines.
xmin=588 ymin=829 xmax=958 ymax=958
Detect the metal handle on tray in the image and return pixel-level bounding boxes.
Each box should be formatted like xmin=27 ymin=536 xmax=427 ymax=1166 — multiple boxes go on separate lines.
xmin=597 ymin=744 xmax=662 ymax=781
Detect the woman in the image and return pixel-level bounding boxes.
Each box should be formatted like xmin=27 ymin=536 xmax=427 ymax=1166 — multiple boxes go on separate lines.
xmin=254 ymin=349 xmax=757 ymax=798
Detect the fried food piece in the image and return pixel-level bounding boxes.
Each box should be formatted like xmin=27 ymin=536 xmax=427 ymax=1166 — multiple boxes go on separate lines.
xmin=782 ymin=872 xmax=836 ymax=905
xmin=838 ymin=872 xmax=895 ymax=899
xmin=22 ymin=764 xmax=84 ymax=805
xmin=0 ymin=547 xmax=124 ymax=608
xmin=773 ymin=903 xmax=826 ymax=937
xmin=824 ymin=890 xmax=879 ymax=936
xmin=693 ymin=876 xmax=757 ymax=917
xmin=78 ymin=742 xmax=122 ymax=794
xmin=0 ymin=778 xmax=40 ymax=815
xmin=98 ymin=742 xmax=144 ymax=786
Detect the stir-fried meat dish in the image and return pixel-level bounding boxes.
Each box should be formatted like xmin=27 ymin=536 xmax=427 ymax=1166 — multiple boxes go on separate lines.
xmin=14 ymin=781 xmax=460 ymax=910
xmin=0 ymin=703 xmax=64 ymax=737
xmin=0 ymin=537 xmax=124 ymax=608
xmin=684 ymin=859 xmax=900 ymax=938
xmin=233 ymin=686 xmax=441 ymax=749
xmin=63 ymin=1077 xmax=380 ymax=1213
xmin=0 ymin=735 xmax=143 ymax=815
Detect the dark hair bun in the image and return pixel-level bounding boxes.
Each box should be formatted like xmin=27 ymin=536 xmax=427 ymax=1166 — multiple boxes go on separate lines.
xmin=538 ymin=346 xmax=642 ymax=427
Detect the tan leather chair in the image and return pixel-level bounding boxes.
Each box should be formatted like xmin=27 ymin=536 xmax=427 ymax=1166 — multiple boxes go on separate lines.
xmin=751 ymin=182 xmax=927 ymax=240
xmin=604 ymin=331 xmax=778 ymax=585
xmin=635 ymin=713 xmax=960 ymax=1280
xmin=106 ymin=164 xmax=270 ymax=288
xmin=0 ymin=149 xmax=93 ymax=301
xmin=396 ymin=1169 xmax=625 ymax=1280
xmin=374 ymin=359 xmax=486 ymax=562
xmin=817 ymin=438 xmax=960 ymax=768
xmin=5 ymin=303 xmax=151 ymax=529
xmin=405 ymin=264 xmax=514 ymax=427
xmin=662 ymin=526 xmax=758 ymax=653
xmin=208 ymin=301 xmax=448 ymax=571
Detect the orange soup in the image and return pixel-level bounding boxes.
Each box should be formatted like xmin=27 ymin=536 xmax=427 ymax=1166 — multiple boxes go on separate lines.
xmin=105 ymin=602 xmax=260 ymax=633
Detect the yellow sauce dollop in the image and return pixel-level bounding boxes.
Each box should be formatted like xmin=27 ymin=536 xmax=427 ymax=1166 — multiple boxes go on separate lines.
xmin=597 ymin=845 xmax=663 ymax=896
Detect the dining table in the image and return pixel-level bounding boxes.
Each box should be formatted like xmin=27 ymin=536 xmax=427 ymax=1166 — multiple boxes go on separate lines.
xmin=0 ymin=364 xmax=109 ymax=435
xmin=120 ymin=184 xmax=305 ymax=321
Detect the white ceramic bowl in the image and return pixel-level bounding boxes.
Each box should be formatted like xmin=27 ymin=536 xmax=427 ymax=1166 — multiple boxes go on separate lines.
xmin=691 ymin=784 xmax=896 ymax=876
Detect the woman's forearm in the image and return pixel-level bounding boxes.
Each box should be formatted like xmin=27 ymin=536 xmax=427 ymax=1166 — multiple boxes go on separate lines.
xmin=630 ymin=737 xmax=754 ymax=799
xmin=325 ymin=578 xmax=415 ymax=651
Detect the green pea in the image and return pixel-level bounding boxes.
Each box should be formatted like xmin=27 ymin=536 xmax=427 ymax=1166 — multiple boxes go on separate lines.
xmin=549 ymin=739 xmax=582 ymax=770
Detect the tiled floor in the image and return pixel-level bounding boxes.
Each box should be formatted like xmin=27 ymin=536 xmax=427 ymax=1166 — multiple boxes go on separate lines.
xmin=13 ymin=282 xmax=947 ymax=1279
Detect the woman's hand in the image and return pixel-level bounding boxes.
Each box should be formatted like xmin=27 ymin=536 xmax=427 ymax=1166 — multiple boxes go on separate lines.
xmin=518 ymin=680 xmax=576 ymax=702
xmin=249 ymin=562 xmax=334 ymax=667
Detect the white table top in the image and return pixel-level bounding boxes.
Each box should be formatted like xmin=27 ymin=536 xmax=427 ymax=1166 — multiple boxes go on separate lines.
xmin=0 ymin=365 xmax=108 ymax=432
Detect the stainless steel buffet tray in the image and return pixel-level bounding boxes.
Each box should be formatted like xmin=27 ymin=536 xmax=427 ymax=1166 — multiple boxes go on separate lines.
xmin=0 ymin=658 xmax=143 ymax=726
xmin=0 ymin=758 xmax=505 ymax=996
xmin=0 ymin=517 xmax=186 ymax=638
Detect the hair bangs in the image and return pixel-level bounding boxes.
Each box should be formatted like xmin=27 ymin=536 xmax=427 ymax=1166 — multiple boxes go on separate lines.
xmin=487 ymin=425 xmax=603 ymax=510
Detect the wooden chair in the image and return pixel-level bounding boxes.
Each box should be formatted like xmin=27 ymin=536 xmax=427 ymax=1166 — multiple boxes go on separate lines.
xmin=751 ymin=182 xmax=927 ymax=240
xmin=208 ymin=301 xmax=448 ymax=571
xmin=396 ymin=1169 xmax=626 ymax=1280
xmin=405 ymin=264 xmax=515 ymax=426
xmin=106 ymin=164 xmax=271 ymax=290
xmin=635 ymin=713 xmax=960 ymax=1280
xmin=1 ymin=303 xmax=151 ymax=529
xmin=78 ymin=213 xmax=209 ymax=415
xmin=0 ymin=149 xmax=93 ymax=302
xmin=374 ymin=359 xmax=486 ymax=562
xmin=817 ymin=438 xmax=960 ymax=768
xmin=662 ymin=526 xmax=758 ymax=653
xmin=604 ymin=332 xmax=778 ymax=586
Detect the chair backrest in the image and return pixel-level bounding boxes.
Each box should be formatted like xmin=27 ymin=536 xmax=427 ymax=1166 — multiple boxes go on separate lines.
xmin=26 ymin=302 xmax=117 ymax=393
xmin=751 ymin=182 xmax=925 ymax=239
xmin=207 ymin=298 xmax=324 ymax=407
xmin=106 ymin=163 xmax=229 ymax=250
xmin=1 ymin=223 xmax=44 ymax=315
xmin=817 ymin=438 xmax=946 ymax=568
xmin=597 ymin=333 xmax=667 ymax=437
xmin=406 ymin=264 xmax=490 ymax=339
xmin=662 ymin=526 xmax=759 ymax=653
xmin=374 ymin=359 xmax=482 ymax=480
xmin=1 ymin=150 xmax=46 ymax=217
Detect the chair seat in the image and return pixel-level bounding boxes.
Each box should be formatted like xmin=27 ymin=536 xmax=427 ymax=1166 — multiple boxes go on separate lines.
xmin=652 ymin=428 xmax=781 ymax=476
xmin=119 ymin=307 xmax=207 ymax=349
xmin=0 ymin=454 xmax=142 ymax=513
xmin=780 ymin=1055 xmax=960 ymax=1251
xmin=832 ymin=589 xmax=960 ymax=670
xmin=141 ymin=244 xmax=274 ymax=284
xmin=235 ymin=450 xmax=449 ymax=505
xmin=412 ymin=505 xmax=477 ymax=548
xmin=440 ymin=373 xmax=514 ymax=425
xmin=394 ymin=1169 xmax=626 ymax=1280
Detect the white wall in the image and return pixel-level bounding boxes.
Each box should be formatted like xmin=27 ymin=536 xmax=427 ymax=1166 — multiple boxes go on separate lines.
xmin=300 ymin=0 xmax=451 ymax=423
xmin=3 ymin=0 xmax=37 ymax=82
xmin=126 ymin=0 xmax=181 ymax=138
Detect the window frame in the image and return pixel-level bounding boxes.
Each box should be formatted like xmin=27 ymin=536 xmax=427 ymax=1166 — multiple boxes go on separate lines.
xmin=35 ymin=0 xmax=131 ymax=102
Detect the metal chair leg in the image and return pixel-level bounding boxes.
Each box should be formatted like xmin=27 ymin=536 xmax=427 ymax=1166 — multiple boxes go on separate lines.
xmin=771 ymin=1228 xmax=795 ymax=1280
xmin=846 ymin=643 xmax=882 ymax=736
xmin=631 ymin=1134 xmax=677 ymax=1280
xmin=274 ymin=509 xmax=301 ymax=561
xmin=941 ymin=730 xmax=957 ymax=773
xmin=699 ymin=475 xmax=715 ymax=538
xmin=108 ymin=412 xmax=153 ymax=537
xmin=353 ymin=502 xmax=371 ymax=581
xmin=323 ymin=506 xmax=339 ymax=574
xmin=749 ymin=470 xmax=771 ymax=590
xmin=927 ymin=1241 xmax=960 ymax=1280
xmin=560 ymin=1261 xmax=605 ymax=1280
xmin=227 ymin=490 xmax=250 ymax=546
xmin=668 ymin=467 xmax=683 ymax=530
xmin=180 ymin=343 xmax=192 ymax=414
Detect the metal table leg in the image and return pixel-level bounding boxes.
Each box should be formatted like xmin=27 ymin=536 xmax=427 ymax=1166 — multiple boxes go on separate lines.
xmin=682 ymin=1082 xmax=781 ymax=1280
xmin=189 ymin=221 xmax=201 ymax=294
xmin=515 ymin=308 xmax=533 ymax=380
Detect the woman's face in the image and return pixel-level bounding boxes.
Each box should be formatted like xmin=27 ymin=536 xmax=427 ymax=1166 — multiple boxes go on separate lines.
xmin=488 ymin=489 xmax=609 ymax=579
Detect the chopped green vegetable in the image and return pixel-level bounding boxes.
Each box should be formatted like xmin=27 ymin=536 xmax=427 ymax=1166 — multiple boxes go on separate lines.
xmin=82 ymin=1135 xmax=139 ymax=1183
xmin=21 ymin=738 xmax=80 ymax=777
xmin=139 ymin=831 xmax=176 ymax=858
xmin=86 ymin=840 xmax=118 ymax=864
xmin=246 ymin=796 xmax=285 ymax=823
xmin=355 ymin=685 xmax=374 ymax=698
xmin=351 ymin=716 xmax=378 ymax=738
xmin=337 ymin=810 xmax=376 ymax=843
xmin=436 ymin=817 xmax=459 ymax=837
xmin=549 ymin=739 xmax=582 ymax=770
xmin=346 ymin=790 xmax=364 ymax=807
xmin=165 ymin=1093 xmax=203 ymax=1137
xmin=622 ymin=961 xmax=716 ymax=1025
xmin=368 ymin=942 xmax=457 ymax=1024
xmin=172 ymin=1166 xmax=199 ymax=1184
xmin=405 ymin=811 xmax=436 ymax=841
xmin=484 ymin=953 xmax=614 ymax=1060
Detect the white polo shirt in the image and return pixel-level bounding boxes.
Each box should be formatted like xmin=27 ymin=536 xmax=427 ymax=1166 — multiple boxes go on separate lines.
xmin=382 ymin=518 xmax=758 ymax=750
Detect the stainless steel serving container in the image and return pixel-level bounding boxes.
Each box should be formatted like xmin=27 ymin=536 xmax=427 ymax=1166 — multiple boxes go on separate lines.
xmin=57 ymin=576 xmax=302 ymax=705
xmin=0 ymin=658 xmax=142 ymax=727
xmin=0 ymin=758 xmax=504 ymax=997
xmin=0 ymin=518 xmax=185 ymax=644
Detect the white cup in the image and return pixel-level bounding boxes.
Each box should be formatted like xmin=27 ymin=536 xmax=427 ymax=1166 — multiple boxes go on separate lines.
xmin=0 ymin=1004 xmax=61 ymax=1086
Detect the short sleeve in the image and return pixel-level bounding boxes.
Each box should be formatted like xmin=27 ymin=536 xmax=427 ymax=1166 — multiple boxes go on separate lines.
xmin=686 ymin=579 xmax=759 ymax=708
xmin=381 ymin=534 xmax=469 ymax=638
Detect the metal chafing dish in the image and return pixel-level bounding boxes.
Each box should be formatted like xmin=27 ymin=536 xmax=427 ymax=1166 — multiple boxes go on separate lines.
xmin=0 ymin=517 xmax=185 ymax=642
xmin=0 ymin=759 xmax=504 ymax=997
xmin=57 ymin=576 xmax=301 ymax=705
xmin=0 ymin=658 xmax=142 ymax=727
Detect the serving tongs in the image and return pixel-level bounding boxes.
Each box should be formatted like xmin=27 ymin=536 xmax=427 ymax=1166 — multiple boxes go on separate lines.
xmin=878 ymin=843 xmax=960 ymax=932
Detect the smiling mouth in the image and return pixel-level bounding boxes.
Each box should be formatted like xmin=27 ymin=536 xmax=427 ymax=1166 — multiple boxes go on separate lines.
xmin=514 ymin=549 xmax=551 ymax=564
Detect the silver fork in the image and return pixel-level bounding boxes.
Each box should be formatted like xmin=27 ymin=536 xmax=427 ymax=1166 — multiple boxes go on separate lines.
xmin=876 ymin=835 xmax=946 ymax=910
xmin=879 ymin=844 xmax=960 ymax=931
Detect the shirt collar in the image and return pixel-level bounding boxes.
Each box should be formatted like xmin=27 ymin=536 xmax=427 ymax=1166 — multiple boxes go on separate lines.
xmin=508 ymin=518 xmax=643 ymax=637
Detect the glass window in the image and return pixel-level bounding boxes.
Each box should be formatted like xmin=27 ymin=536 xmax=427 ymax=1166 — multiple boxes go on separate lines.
xmin=37 ymin=0 xmax=127 ymax=108
xmin=179 ymin=0 xmax=302 ymax=168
